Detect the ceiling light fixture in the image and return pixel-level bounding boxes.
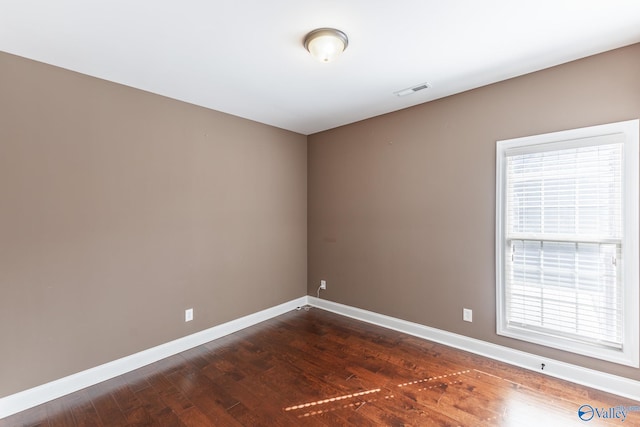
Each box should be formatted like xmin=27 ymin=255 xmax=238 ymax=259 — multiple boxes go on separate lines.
xmin=303 ymin=28 xmax=348 ymax=63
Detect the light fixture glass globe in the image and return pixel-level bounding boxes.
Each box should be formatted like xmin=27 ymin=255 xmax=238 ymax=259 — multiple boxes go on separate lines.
xmin=308 ymin=35 xmax=345 ymax=62
xmin=304 ymin=28 xmax=348 ymax=63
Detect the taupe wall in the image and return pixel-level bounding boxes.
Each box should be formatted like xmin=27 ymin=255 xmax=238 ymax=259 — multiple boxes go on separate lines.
xmin=0 ymin=52 xmax=307 ymax=397
xmin=2 ymin=43 xmax=639 ymax=400
xmin=308 ymin=43 xmax=640 ymax=380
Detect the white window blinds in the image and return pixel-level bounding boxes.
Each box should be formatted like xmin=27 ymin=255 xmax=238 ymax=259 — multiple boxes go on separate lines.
xmin=505 ymin=140 xmax=623 ymax=348
xmin=496 ymin=120 xmax=639 ymax=367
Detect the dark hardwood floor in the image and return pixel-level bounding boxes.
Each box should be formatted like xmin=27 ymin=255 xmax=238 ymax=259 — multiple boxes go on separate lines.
xmin=2 ymin=307 xmax=638 ymax=426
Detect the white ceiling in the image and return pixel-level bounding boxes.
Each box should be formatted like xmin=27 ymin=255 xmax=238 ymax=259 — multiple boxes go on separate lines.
xmin=2 ymin=1 xmax=640 ymax=135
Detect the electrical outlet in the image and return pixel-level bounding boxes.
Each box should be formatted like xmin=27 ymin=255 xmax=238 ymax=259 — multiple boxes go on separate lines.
xmin=185 ymin=308 xmax=194 ymax=322
xmin=320 ymin=280 xmax=327 ymax=290
xmin=463 ymin=308 xmax=473 ymax=322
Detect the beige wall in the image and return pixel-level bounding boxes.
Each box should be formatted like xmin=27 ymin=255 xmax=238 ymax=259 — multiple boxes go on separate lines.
xmin=308 ymin=43 xmax=640 ymax=380
xmin=2 ymin=42 xmax=639 ymax=399
xmin=0 ymin=52 xmax=307 ymax=397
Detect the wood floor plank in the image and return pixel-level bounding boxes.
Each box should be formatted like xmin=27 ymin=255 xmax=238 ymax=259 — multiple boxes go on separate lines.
xmin=0 ymin=402 xmax=49 ymax=427
xmin=3 ymin=307 xmax=638 ymax=426
xmin=45 ymin=395 xmax=76 ymax=427
xmin=145 ymin=371 xmax=194 ymax=415
xmin=67 ymin=390 xmax=103 ymax=427
xmin=85 ymin=381 xmax=128 ymax=426
xmin=165 ymin=361 xmax=244 ymax=426
xmin=106 ymin=376 xmax=143 ymax=413
xmin=132 ymin=384 xmax=185 ymax=427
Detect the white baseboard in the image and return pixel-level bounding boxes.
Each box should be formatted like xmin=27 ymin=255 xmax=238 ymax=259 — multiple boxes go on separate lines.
xmin=3 ymin=295 xmax=638 ymax=419
xmin=308 ymin=297 xmax=640 ymax=402
xmin=0 ymin=296 xmax=308 ymax=419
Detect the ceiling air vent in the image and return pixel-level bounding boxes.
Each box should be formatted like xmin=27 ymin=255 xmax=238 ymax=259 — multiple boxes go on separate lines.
xmin=394 ymin=82 xmax=430 ymax=97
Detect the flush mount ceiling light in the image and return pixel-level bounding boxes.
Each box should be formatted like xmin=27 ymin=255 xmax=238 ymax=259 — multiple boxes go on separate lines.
xmin=303 ymin=28 xmax=348 ymax=62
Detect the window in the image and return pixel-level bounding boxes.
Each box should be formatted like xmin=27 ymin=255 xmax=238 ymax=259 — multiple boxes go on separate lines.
xmin=496 ymin=120 xmax=639 ymax=367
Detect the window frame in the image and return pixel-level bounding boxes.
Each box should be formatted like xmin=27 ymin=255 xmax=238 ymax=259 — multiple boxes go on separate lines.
xmin=496 ymin=119 xmax=639 ymax=367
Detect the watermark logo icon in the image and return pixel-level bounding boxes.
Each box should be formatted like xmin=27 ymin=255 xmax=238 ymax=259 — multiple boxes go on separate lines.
xmin=578 ymin=403 xmax=640 ymax=422
xmin=578 ymin=405 xmax=595 ymax=421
